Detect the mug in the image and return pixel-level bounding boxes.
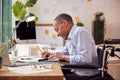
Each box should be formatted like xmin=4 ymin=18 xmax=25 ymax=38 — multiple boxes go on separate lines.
xmin=0 ymin=56 xmax=2 ymax=69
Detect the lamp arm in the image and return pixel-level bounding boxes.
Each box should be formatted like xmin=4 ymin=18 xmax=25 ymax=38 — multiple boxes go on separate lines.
xmin=13 ymin=19 xmax=23 ymax=30
xmin=11 ymin=19 xmax=23 ymax=47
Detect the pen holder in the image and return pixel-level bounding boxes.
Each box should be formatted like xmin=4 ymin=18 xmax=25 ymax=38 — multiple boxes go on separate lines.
xmin=0 ymin=56 xmax=2 ymax=69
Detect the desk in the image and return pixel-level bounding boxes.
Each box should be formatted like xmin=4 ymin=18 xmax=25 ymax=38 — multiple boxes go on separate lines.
xmin=108 ymin=60 xmax=120 ymax=80
xmin=106 ymin=44 xmax=120 ymax=80
xmin=0 ymin=63 xmax=64 ymax=80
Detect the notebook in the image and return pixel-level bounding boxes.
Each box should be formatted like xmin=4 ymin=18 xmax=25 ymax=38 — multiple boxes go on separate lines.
xmin=0 ymin=43 xmax=29 ymax=67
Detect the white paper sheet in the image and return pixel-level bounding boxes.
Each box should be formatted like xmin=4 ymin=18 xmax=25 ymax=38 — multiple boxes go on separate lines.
xmin=8 ymin=64 xmax=53 ymax=74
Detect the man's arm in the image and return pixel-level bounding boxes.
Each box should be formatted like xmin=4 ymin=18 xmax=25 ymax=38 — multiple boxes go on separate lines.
xmin=55 ymin=52 xmax=69 ymax=61
xmin=55 ymin=41 xmax=69 ymax=61
xmin=41 ymin=45 xmax=70 ymax=61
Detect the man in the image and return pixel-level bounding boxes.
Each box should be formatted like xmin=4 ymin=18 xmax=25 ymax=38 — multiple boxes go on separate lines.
xmin=42 ymin=13 xmax=98 ymax=80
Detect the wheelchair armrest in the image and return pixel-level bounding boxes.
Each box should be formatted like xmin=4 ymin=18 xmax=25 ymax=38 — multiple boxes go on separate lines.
xmin=61 ymin=62 xmax=98 ymax=69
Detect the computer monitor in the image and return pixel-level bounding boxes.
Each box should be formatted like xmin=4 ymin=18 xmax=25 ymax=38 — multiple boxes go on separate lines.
xmin=16 ymin=21 xmax=36 ymax=40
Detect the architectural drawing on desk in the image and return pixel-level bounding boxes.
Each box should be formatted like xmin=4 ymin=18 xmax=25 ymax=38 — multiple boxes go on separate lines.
xmin=8 ymin=64 xmax=53 ymax=74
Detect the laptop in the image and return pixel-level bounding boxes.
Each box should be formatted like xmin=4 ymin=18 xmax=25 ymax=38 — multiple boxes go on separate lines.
xmin=0 ymin=43 xmax=29 ymax=67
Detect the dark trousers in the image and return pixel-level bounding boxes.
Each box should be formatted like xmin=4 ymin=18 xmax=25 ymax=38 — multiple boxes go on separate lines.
xmin=62 ymin=69 xmax=114 ymax=80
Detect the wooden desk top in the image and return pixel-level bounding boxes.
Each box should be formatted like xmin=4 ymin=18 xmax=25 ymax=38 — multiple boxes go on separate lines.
xmin=0 ymin=63 xmax=63 ymax=80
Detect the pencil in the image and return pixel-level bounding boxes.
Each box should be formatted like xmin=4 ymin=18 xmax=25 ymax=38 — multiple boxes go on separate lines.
xmin=36 ymin=46 xmax=43 ymax=54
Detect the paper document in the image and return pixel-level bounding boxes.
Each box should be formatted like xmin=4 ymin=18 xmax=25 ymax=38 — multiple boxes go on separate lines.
xmin=16 ymin=56 xmax=58 ymax=62
xmin=16 ymin=57 xmax=46 ymax=62
xmin=8 ymin=64 xmax=53 ymax=74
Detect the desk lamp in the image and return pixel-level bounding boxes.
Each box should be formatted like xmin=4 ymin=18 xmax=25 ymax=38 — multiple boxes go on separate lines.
xmin=8 ymin=13 xmax=36 ymax=48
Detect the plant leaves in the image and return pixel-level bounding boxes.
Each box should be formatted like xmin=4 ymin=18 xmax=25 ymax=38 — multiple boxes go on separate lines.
xmin=25 ymin=0 xmax=37 ymax=7
xmin=12 ymin=1 xmax=26 ymax=20
xmin=35 ymin=16 xmax=39 ymax=22
xmin=12 ymin=0 xmax=38 ymax=21
xmin=76 ymin=22 xmax=84 ymax=27
xmin=19 ymin=7 xmax=26 ymax=20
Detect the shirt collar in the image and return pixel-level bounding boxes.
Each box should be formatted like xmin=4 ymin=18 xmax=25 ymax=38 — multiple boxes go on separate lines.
xmin=67 ymin=25 xmax=77 ymax=40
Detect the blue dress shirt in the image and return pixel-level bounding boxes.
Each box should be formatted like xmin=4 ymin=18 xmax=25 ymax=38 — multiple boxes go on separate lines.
xmin=60 ymin=25 xmax=98 ymax=76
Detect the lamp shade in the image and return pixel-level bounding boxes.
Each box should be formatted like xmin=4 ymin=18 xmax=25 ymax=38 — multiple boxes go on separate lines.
xmin=24 ymin=13 xmax=36 ymax=22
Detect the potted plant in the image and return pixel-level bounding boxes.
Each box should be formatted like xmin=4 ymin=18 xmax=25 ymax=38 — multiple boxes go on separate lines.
xmin=74 ymin=16 xmax=84 ymax=27
xmin=93 ymin=12 xmax=105 ymax=44
xmin=12 ymin=0 xmax=38 ymax=21
xmin=76 ymin=22 xmax=84 ymax=26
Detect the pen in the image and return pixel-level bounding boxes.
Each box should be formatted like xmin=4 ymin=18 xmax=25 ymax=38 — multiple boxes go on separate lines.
xmin=36 ymin=46 xmax=43 ymax=54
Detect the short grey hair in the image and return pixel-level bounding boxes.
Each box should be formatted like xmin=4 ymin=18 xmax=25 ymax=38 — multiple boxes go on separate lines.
xmin=54 ymin=13 xmax=73 ymax=24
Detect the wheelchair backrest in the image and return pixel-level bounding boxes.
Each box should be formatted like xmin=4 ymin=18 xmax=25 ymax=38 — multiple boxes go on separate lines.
xmin=97 ymin=47 xmax=108 ymax=68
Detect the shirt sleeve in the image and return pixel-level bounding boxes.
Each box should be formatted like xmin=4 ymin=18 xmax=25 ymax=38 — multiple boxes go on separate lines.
xmin=59 ymin=41 xmax=69 ymax=55
xmin=70 ymin=28 xmax=94 ymax=64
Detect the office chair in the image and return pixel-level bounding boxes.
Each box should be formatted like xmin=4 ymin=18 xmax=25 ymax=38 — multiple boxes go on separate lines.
xmin=61 ymin=45 xmax=114 ymax=80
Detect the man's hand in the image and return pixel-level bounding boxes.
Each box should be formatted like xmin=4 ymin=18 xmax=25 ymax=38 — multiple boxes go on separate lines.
xmin=48 ymin=52 xmax=64 ymax=60
xmin=41 ymin=52 xmax=69 ymax=61
xmin=48 ymin=52 xmax=69 ymax=61
xmin=41 ymin=52 xmax=50 ymax=59
xmin=48 ymin=54 xmax=56 ymax=60
xmin=55 ymin=52 xmax=69 ymax=61
xmin=55 ymin=52 xmax=64 ymax=60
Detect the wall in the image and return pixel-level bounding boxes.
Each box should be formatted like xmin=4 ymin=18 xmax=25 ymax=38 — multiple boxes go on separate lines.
xmin=12 ymin=0 xmax=120 ymax=44
xmin=36 ymin=26 xmax=63 ymax=46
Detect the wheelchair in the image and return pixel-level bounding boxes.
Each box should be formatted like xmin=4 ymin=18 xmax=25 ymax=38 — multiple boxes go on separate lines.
xmin=61 ymin=44 xmax=120 ymax=80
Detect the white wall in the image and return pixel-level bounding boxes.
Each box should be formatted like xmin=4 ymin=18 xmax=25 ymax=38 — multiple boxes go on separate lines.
xmin=36 ymin=26 xmax=63 ymax=46
xmin=12 ymin=0 xmax=120 ymax=42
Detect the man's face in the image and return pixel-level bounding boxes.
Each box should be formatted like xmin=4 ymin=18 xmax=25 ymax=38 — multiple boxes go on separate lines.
xmin=53 ymin=20 xmax=69 ymax=40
